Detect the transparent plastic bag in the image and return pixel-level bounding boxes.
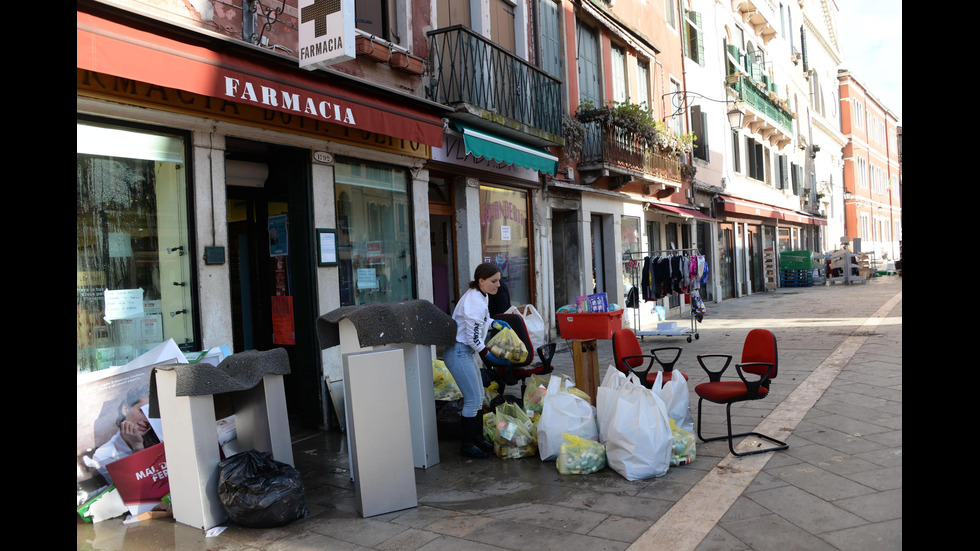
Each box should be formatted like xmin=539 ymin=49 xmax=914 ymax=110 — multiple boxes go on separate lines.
xmin=557 ymin=433 xmax=606 ymax=475
xmin=432 ymin=358 xmax=462 ymax=401
xmin=486 ymin=326 xmax=528 ymax=364
xmin=491 ymin=402 xmax=537 ymax=459
xmin=669 ymin=419 xmax=697 ymax=466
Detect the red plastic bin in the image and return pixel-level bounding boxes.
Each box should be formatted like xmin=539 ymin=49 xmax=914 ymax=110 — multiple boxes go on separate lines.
xmin=556 ymin=310 xmax=624 ymax=340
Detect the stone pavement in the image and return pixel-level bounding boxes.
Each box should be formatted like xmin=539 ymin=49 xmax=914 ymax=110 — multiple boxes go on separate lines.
xmin=77 ymin=276 xmax=901 ymax=551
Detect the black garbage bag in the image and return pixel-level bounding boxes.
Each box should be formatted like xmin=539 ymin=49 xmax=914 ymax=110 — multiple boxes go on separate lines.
xmin=217 ymin=450 xmax=308 ymax=528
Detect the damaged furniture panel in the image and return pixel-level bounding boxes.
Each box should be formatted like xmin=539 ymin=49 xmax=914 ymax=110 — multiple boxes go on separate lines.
xmin=316 ymin=299 xmax=456 ymax=517
xmin=150 ymin=348 xmax=292 ymax=530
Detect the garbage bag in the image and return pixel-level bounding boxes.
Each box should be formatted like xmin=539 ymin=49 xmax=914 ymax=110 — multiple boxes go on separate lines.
xmin=217 ymin=450 xmax=308 ymax=528
xmin=433 ymin=358 xmax=462 ymax=401
xmin=486 ymin=326 xmax=528 ymax=363
xmin=537 ymin=375 xmax=598 ymax=461
xmin=490 ymin=402 xmax=537 ymax=459
xmin=557 ymin=433 xmax=606 ymax=475
xmin=670 ymin=419 xmax=697 ymax=467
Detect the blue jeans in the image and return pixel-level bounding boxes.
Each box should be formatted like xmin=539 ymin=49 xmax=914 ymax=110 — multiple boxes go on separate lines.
xmin=442 ymin=342 xmax=484 ymax=418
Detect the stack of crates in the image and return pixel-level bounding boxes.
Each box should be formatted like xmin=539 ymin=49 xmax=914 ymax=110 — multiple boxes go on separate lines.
xmin=779 ymin=250 xmax=814 ymax=288
xmin=780 ymin=269 xmax=814 ymax=287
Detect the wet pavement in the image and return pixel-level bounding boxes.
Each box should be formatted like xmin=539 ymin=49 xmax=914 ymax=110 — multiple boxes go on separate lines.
xmin=77 ymin=275 xmax=901 ymax=551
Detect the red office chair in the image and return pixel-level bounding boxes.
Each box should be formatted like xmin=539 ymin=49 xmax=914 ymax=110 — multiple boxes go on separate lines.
xmin=611 ymin=328 xmax=689 ymax=389
xmin=483 ymin=313 xmax=556 ymax=401
xmin=694 ymin=328 xmax=788 ymax=457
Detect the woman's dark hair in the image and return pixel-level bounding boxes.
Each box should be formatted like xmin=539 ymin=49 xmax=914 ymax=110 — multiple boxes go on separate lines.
xmin=115 ymin=385 xmax=149 ymax=427
xmin=468 ymin=262 xmax=501 ymax=290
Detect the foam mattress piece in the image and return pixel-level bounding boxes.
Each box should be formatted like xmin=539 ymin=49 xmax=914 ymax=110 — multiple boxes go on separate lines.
xmin=316 ymin=299 xmax=457 ymax=350
xmin=148 ymin=348 xmax=290 ymax=416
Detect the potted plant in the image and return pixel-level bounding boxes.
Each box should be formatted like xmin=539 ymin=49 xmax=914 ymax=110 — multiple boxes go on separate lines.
xmin=575 ymin=100 xmax=661 ymax=145
xmin=356 ymin=36 xmax=391 ymax=63
xmin=680 ymin=163 xmax=698 ymax=183
xmin=725 ymin=72 xmax=743 ymax=84
xmin=561 ymin=114 xmax=585 ymax=164
xmin=390 ymin=51 xmax=425 ymax=75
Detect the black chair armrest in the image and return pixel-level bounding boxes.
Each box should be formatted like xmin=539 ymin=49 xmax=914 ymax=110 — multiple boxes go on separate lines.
xmin=696 ymin=354 xmax=733 ymax=382
xmin=649 ymin=347 xmax=683 ymax=371
xmin=619 ymin=354 xmax=658 ymax=380
xmin=734 ymin=362 xmax=775 ymax=397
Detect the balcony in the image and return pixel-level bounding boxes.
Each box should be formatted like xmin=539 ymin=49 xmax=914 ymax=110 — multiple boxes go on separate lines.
xmin=426 ymin=25 xmax=563 ymax=147
xmin=728 ymin=75 xmax=794 ymax=149
xmin=733 ymin=0 xmax=778 ymax=45
xmin=578 ymin=122 xmax=684 ymax=192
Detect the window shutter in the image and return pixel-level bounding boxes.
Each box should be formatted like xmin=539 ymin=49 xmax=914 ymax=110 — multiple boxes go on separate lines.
xmin=778 ymin=156 xmax=788 ymax=189
xmin=800 ymin=27 xmax=808 ymax=73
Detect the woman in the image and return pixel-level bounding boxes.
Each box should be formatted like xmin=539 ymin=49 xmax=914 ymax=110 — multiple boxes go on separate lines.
xmin=443 ymin=262 xmax=512 ymax=458
xmin=88 ymin=385 xmax=159 ymax=484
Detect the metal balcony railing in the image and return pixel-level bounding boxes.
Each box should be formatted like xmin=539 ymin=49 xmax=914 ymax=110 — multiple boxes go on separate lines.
xmin=426 ymin=25 xmax=563 ymax=138
xmin=729 ymin=76 xmax=793 ymax=131
xmin=580 ymin=122 xmax=683 ymax=182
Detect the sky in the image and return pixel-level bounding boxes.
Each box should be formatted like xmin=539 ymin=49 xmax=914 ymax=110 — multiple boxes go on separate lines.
xmin=834 ymin=1 xmax=903 ymax=125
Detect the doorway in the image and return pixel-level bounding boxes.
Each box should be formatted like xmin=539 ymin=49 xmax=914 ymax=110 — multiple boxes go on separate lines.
xmin=225 ymin=139 xmax=322 ymax=429
xmin=719 ymin=224 xmax=736 ymax=299
xmin=552 ymin=209 xmax=581 ymax=310
xmin=747 ymin=225 xmax=764 ymax=293
xmin=428 ymin=175 xmax=457 ymax=315
xmin=590 ymin=214 xmax=606 ymax=294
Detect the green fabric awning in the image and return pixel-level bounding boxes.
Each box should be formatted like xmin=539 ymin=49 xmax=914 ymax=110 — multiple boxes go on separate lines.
xmin=455 ymin=123 xmax=559 ymax=175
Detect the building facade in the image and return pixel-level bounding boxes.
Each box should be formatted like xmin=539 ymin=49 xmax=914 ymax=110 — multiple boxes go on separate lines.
xmin=77 ymin=0 xmax=900 ymax=440
xmin=78 ymin=0 xmax=453 ymax=430
xmin=837 ymin=70 xmax=901 ymax=264
xmin=674 ymin=0 xmax=841 ymax=300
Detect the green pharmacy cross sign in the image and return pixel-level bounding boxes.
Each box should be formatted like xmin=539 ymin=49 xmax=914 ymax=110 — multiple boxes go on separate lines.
xmin=301 ymin=0 xmax=341 ymax=38
xmin=298 ymin=0 xmax=354 ymax=69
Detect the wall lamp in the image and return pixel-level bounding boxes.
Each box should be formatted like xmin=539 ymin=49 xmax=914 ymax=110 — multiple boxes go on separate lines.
xmin=663 ymin=91 xmax=745 ymax=130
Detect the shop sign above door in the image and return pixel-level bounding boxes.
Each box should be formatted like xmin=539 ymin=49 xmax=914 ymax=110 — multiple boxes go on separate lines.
xmin=298 ymin=0 xmax=356 ymax=70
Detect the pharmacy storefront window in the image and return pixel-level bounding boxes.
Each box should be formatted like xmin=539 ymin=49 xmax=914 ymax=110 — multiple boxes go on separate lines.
xmin=480 ymin=185 xmax=531 ymax=305
xmin=335 ymin=160 xmax=415 ymax=306
xmin=77 ymin=121 xmax=196 ymax=373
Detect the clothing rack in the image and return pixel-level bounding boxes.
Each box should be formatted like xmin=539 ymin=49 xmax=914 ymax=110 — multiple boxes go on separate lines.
xmin=622 ymin=248 xmax=704 ymax=342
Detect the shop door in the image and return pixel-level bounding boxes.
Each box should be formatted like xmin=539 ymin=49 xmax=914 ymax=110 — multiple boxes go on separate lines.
xmin=225 ymin=141 xmax=322 ymax=429
xmin=719 ymin=224 xmax=736 ymax=299
xmin=747 ymin=226 xmax=764 ymax=293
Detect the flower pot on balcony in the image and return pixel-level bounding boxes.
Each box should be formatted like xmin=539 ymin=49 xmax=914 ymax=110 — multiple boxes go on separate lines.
xmin=390 ymin=51 xmax=425 ymax=75
xmin=725 ymin=73 xmax=742 ymax=85
xmin=356 ymin=36 xmax=391 ymax=63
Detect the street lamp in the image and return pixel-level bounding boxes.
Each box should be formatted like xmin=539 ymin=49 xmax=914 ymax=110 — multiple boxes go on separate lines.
xmin=663 ymin=91 xmax=745 ymax=130
xmin=726 ymin=107 xmax=744 ymax=130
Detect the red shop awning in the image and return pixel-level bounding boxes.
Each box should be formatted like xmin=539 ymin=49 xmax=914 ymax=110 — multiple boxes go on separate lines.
xmin=646 ymin=202 xmax=716 ymax=221
xmin=717 ymin=196 xmax=827 ymax=226
xmin=77 ymin=11 xmax=445 ymax=148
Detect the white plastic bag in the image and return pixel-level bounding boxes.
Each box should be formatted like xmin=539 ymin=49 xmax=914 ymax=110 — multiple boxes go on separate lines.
xmin=505 ymin=304 xmax=546 ymax=353
xmin=597 ymin=369 xmax=672 ymax=480
xmin=596 ymin=364 xmax=637 ymax=443
xmin=651 ymin=370 xmax=694 ymax=434
xmin=537 ymin=375 xmax=599 ymax=461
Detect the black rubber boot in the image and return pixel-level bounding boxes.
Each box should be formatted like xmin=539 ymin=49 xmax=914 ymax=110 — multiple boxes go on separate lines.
xmin=459 ymin=415 xmax=489 ymax=458
xmin=473 ymin=417 xmax=494 ymax=453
